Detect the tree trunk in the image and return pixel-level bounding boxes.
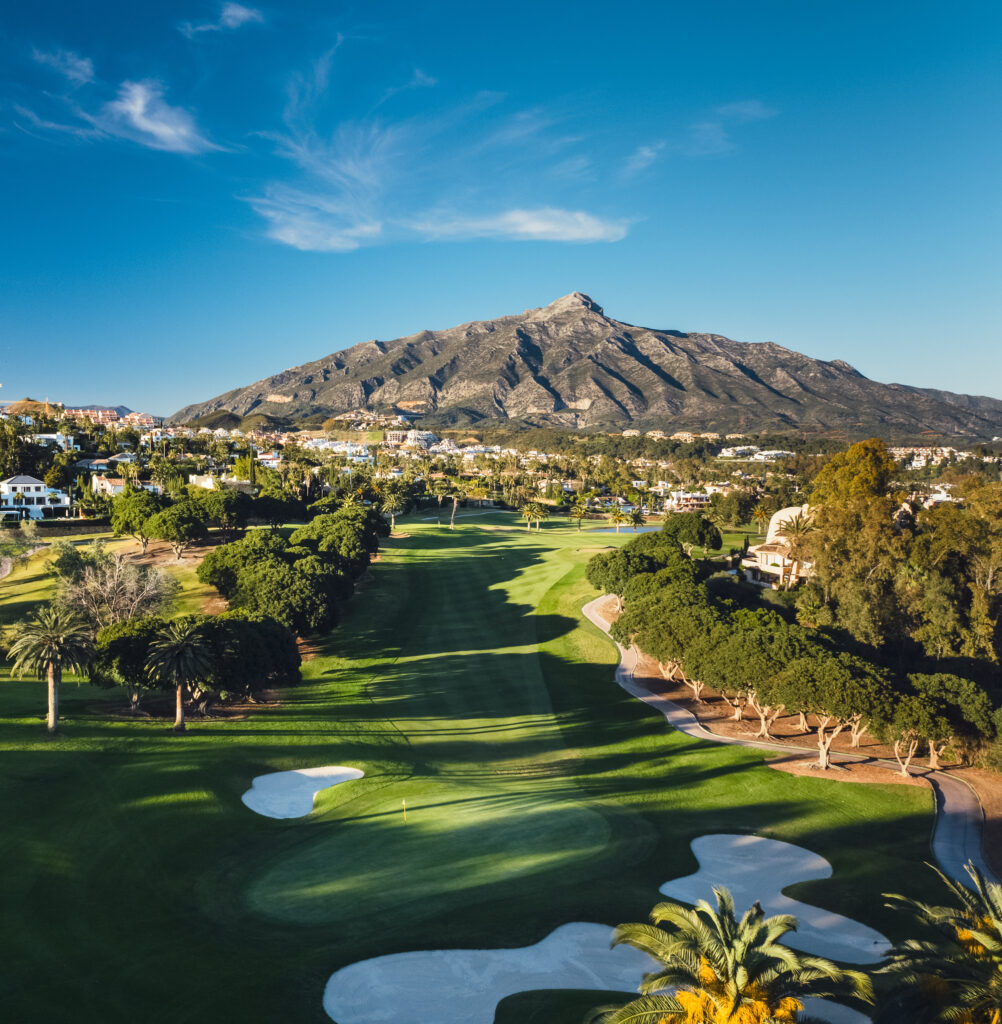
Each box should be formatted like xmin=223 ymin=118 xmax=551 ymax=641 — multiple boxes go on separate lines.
xmin=173 ymin=683 xmax=186 ymax=732
xmin=746 ymin=691 xmax=783 ymax=738
xmin=894 ymin=737 xmax=919 ymax=777
xmin=816 ymin=719 xmax=846 ymax=769
xmin=686 ymin=679 xmax=705 ymax=703
xmin=390 ymin=512 xmax=396 ymax=531
xmin=47 ymin=663 xmax=59 ymax=734
xmin=450 ymin=497 xmax=458 ymax=529
xmin=849 ymin=716 xmax=869 ymax=749
xmin=928 ymin=739 xmax=949 ymax=770
xmin=754 ymin=704 xmax=784 ymax=738
xmin=797 ymin=711 xmax=808 ymax=732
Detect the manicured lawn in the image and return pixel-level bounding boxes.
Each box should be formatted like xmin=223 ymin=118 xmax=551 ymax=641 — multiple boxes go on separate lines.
xmin=0 ymin=512 xmax=935 ymax=1023
xmin=163 ymin=556 xmax=218 ymax=616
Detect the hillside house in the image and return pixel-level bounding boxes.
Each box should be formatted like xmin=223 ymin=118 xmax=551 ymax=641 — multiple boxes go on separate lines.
xmin=0 ymin=475 xmax=72 ymax=520
xmin=741 ymin=505 xmax=813 ymax=587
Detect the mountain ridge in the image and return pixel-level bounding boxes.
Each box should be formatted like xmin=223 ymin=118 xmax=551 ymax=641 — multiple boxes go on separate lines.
xmin=170 ymin=293 xmax=1002 ymax=438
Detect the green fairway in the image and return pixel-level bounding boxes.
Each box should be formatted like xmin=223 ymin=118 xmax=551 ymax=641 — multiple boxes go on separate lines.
xmin=0 ymin=512 xmax=935 ymax=1023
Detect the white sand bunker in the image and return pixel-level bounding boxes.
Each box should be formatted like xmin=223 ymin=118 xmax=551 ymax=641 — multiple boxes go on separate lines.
xmin=322 ymin=834 xmax=878 ymax=1024
xmin=323 ymin=921 xmax=868 ymax=1024
xmin=324 ymin=922 xmax=653 ymax=1024
xmin=660 ymin=834 xmax=889 ymax=964
xmin=241 ymin=766 xmax=364 ymax=819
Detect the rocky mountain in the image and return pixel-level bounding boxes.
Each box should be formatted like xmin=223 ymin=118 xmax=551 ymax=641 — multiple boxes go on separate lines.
xmin=170 ymin=293 xmax=1002 ymax=437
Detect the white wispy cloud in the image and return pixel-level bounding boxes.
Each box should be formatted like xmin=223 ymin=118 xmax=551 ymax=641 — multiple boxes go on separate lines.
xmin=247 ymin=115 xmax=404 ymax=250
xmin=411 ymin=208 xmax=628 ymax=243
xmin=376 ymin=68 xmax=437 ymax=108
xmin=250 ymin=49 xmax=628 ymax=253
xmin=93 ymin=80 xmax=220 ymax=154
xmin=674 ymin=100 xmax=778 ymax=157
xmin=623 ymin=141 xmax=664 ymax=176
xmin=716 ymin=99 xmax=777 ymax=122
xmin=180 ymin=2 xmax=264 ymax=38
xmin=31 ymin=48 xmax=94 ymax=86
xmin=248 ymin=185 xmax=382 ymax=251
xmin=282 ymin=39 xmax=343 ymax=129
xmin=479 ymin=108 xmax=556 ymax=150
xmin=12 ymin=104 xmax=102 ymax=140
xmin=550 ymin=154 xmax=593 ymax=180
xmin=679 ymin=121 xmax=733 ymax=156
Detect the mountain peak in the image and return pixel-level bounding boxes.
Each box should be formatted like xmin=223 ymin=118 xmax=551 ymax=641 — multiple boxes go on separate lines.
xmin=168 ymin=295 xmax=1002 ymax=438
xmin=539 ymin=292 xmax=604 ymax=316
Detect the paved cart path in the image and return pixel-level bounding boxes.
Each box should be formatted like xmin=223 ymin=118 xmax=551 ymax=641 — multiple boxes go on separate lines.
xmin=581 ymin=596 xmax=996 ymax=887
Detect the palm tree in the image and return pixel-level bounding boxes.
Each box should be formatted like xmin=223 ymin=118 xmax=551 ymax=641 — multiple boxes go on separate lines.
xmin=608 ymin=507 xmax=628 ymax=533
xmin=7 ymin=605 xmax=94 ymax=734
xmin=145 ymin=619 xmax=211 ymax=732
xmin=593 ymin=887 xmax=872 ymax=1024
xmin=449 ymin=484 xmax=468 ymax=530
xmin=752 ymin=503 xmax=769 ymax=537
xmin=432 ymin=479 xmax=450 ymax=513
xmin=519 ymin=500 xmax=541 ymax=531
xmin=121 ymin=460 xmax=141 ymax=489
xmin=775 ymin=511 xmax=814 ymax=590
xmin=569 ymin=500 xmax=588 ymax=531
xmin=533 ymin=503 xmax=550 ymax=531
xmin=381 ymin=492 xmax=404 ymax=531
xmin=629 ymin=508 xmax=647 ymax=533
xmin=877 ymin=862 xmax=1002 ymax=1024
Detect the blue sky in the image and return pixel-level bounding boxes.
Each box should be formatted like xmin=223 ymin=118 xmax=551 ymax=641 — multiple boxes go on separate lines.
xmin=2 ymin=0 xmax=1000 ymax=415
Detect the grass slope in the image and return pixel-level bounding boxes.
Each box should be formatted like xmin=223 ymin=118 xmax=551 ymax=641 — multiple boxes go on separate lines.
xmin=0 ymin=513 xmax=933 ymax=1023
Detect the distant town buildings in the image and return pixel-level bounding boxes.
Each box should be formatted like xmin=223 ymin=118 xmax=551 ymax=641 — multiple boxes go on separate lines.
xmin=65 ymin=409 xmax=161 ymax=429
xmin=886 ymin=446 xmax=981 ymax=469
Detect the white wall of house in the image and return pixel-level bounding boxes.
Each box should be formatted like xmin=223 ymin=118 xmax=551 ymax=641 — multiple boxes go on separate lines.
xmin=0 ymin=476 xmax=71 ymax=519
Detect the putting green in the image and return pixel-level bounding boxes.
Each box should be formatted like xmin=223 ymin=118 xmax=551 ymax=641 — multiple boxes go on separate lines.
xmin=0 ymin=513 xmax=936 ymax=1024
xmin=247 ymin=783 xmax=642 ymax=926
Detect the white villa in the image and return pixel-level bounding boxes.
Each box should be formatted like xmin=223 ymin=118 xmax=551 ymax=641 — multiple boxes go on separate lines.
xmin=0 ymin=475 xmax=72 ymax=521
xmin=741 ymin=504 xmax=813 ymax=587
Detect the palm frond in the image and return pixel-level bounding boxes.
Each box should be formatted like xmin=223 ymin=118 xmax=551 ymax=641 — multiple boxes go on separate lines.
xmin=584 ymin=994 xmax=684 ymax=1024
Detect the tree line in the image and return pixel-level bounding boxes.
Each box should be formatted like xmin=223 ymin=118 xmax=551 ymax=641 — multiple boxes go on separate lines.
xmin=196 ymin=495 xmax=387 ymax=636
xmin=4 ymin=490 xmax=391 ymax=734
xmin=589 ymin=529 xmax=1001 ymax=773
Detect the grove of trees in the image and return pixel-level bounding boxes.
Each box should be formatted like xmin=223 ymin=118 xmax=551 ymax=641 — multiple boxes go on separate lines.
xmin=598 ymin=519 xmax=1002 ymax=772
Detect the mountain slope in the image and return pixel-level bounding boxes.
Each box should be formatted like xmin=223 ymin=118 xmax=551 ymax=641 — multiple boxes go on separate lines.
xmin=170 ymin=293 xmax=1002 ymax=437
